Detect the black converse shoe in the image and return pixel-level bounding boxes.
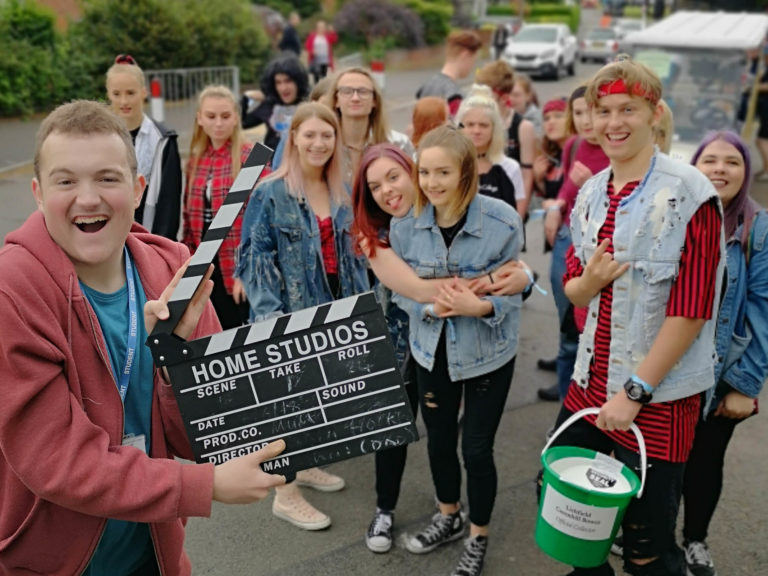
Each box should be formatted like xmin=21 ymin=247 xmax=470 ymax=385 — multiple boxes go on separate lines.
xmin=365 ymin=509 xmax=393 ymax=553
xmin=684 ymin=540 xmax=717 ymax=576
xmin=451 ymin=535 xmax=488 ymax=576
xmin=404 ymin=507 xmax=465 ymax=554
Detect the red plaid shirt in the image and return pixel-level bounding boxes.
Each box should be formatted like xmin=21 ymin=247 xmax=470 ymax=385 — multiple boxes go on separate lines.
xmin=183 ymin=141 xmax=253 ymax=294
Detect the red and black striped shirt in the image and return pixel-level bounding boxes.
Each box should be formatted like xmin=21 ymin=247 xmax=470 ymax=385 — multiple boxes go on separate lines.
xmin=563 ymin=180 xmax=721 ymax=462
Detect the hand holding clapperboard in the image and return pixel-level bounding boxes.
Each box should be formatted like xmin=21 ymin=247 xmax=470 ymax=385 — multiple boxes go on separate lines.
xmin=147 ymin=143 xmax=418 ymax=478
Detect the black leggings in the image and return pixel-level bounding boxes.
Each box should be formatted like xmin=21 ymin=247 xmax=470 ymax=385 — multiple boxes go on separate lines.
xmin=374 ymin=359 xmax=420 ymax=511
xmin=414 ymin=338 xmax=515 ymax=527
xmin=210 ymin=256 xmax=249 ymax=330
xmin=682 ymin=413 xmax=742 ymax=542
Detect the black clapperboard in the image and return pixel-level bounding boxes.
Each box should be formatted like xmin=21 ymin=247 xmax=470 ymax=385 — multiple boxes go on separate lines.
xmin=147 ymin=143 xmax=418 ymax=475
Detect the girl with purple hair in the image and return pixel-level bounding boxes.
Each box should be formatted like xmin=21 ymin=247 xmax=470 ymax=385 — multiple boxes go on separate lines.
xmin=681 ymin=130 xmax=768 ymax=576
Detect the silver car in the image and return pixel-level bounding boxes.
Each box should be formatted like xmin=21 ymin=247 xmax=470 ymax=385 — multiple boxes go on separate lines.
xmin=580 ymin=27 xmax=621 ymax=63
xmin=502 ymin=24 xmax=578 ymax=80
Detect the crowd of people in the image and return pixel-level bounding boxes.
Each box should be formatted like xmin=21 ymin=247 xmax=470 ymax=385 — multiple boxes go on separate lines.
xmin=0 ymin=21 xmax=766 ymax=576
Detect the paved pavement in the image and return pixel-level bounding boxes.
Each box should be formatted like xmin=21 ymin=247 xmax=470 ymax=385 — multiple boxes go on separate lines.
xmin=1 ymin=9 xmax=767 ymax=575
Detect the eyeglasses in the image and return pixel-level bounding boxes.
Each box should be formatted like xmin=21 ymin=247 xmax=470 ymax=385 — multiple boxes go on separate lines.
xmin=337 ymin=86 xmax=374 ymax=99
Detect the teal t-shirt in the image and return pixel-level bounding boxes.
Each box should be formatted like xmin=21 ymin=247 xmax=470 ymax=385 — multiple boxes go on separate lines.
xmin=80 ymin=250 xmax=156 ymax=576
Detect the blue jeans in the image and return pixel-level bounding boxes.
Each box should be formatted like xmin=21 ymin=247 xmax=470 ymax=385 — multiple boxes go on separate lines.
xmin=550 ymin=225 xmax=578 ymax=400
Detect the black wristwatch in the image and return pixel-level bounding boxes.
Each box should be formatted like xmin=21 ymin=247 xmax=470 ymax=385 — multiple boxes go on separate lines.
xmin=624 ymin=377 xmax=653 ymax=404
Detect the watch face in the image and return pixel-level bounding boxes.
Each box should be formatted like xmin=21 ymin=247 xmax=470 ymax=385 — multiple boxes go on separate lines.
xmin=626 ymin=383 xmax=642 ymax=400
xmin=624 ymin=379 xmax=648 ymax=402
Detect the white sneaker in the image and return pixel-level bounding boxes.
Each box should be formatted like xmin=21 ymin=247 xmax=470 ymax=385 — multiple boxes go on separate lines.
xmin=272 ymin=483 xmax=331 ymax=530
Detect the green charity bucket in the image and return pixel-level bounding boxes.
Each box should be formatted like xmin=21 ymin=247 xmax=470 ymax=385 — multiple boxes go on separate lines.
xmin=535 ymin=407 xmax=646 ymax=568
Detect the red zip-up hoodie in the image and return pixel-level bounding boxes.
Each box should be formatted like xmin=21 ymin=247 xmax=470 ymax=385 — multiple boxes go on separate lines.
xmin=0 ymin=212 xmax=221 ymax=575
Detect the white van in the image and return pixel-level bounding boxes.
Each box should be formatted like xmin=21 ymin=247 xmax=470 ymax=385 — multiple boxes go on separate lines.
xmin=622 ymin=10 xmax=768 ymax=161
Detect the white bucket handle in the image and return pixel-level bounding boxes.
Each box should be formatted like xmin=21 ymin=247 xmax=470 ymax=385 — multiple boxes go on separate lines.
xmin=542 ymin=407 xmax=647 ymax=499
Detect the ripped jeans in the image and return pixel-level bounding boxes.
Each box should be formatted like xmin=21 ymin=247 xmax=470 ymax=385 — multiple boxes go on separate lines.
xmin=414 ymin=335 xmax=515 ymax=527
xmin=547 ymin=406 xmax=687 ymax=576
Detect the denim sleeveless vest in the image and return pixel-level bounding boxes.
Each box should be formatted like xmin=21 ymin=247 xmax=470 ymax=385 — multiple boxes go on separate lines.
xmin=570 ymin=152 xmax=725 ymax=403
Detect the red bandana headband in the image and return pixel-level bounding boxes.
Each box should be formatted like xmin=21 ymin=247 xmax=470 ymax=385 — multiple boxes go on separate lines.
xmin=596 ymin=78 xmax=658 ymax=104
xmin=543 ymin=98 xmax=567 ymax=115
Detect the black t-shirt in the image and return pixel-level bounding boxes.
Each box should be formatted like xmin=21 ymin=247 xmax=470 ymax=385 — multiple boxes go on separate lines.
xmin=478 ymin=164 xmax=517 ymax=209
xmin=129 ymin=126 xmax=140 ymax=146
xmin=439 ymin=212 xmax=468 ymax=249
xmin=505 ymin=113 xmax=523 ymax=163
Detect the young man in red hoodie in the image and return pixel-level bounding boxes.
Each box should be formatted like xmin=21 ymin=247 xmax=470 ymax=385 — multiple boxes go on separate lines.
xmin=0 ymin=100 xmax=286 ymax=575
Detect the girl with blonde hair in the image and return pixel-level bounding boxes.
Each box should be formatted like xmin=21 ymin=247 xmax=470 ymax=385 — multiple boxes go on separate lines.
xmin=183 ymin=85 xmax=251 ymax=329
xmin=323 ymin=67 xmax=414 ymax=181
xmin=237 ymin=102 xmax=369 ymax=531
xmin=106 ymin=54 xmax=182 ymax=240
xmin=457 ymin=84 xmax=525 ymax=214
xmin=391 ymin=126 xmax=524 ymax=576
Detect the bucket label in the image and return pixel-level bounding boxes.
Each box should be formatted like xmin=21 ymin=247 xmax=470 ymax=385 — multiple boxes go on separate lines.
xmin=541 ymin=486 xmax=619 ymax=541
xmin=587 ymin=468 xmax=617 ymax=489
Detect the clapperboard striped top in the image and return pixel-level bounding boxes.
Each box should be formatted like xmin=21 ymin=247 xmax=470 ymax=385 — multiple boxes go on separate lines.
xmin=176 ymin=292 xmax=379 ymax=362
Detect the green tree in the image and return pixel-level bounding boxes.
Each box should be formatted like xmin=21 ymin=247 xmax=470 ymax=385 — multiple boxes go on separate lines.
xmin=71 ymin=0 xmax=270 ymax=83
xmin=0 ymin=0 xmax=63 ymax=116
xmin=257 ymin=0 xmax=322 ymax=19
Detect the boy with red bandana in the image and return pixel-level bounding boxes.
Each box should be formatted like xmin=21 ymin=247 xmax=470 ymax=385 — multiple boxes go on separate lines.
xmin=545 ymin=58 xmax=724 ymax=576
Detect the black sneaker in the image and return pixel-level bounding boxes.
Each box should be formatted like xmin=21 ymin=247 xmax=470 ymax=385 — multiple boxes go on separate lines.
xmin=684 ymin=540 xmax=717 ymax=576
xmin=451 ymin=535 xmax=488 ymax=576
xmin=537 ymin=383 xmax=560 ymax=402
xmin=365 ymin=508 xmax=393 ymax=553
xmin=537 ymin=357 xmax=557 ymax=372
xmin=405 ymin=508 xmax=465 ymax=554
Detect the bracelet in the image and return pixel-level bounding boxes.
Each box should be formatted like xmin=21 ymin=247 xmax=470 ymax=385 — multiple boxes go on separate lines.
xmin=488 ymin=272 xmax=495 ymax=284
xmin=523 ymin=267 xmax=548 ymax=296
xmin=631 ymin=374 xmax=655 ymax=394
xmin=523 ymin=267 xmax=535 ymax=291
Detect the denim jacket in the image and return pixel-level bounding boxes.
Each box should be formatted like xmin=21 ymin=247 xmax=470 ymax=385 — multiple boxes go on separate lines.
xmin=390 ymin=194 xmax=523 ymax=381
xmin=375 ymin=281 xmax=411 ymax=376
xmin=570 ymin=151 xmax=725 ymax=403
xmin=236 ymin=178 xmax=370 ymax=320
xmin=707 ymin=210 xmax=768 ymax=413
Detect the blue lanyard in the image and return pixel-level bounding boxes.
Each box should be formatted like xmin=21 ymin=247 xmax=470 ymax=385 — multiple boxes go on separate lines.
xmin=117 ymin=246 xmax=138 ymax=403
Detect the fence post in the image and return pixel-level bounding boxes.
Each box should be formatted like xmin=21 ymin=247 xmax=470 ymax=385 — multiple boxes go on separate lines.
xmin=149 ymin=77 xmax=165 ymax=123
xmin=370 ymin=60 xmax=385 ymax=92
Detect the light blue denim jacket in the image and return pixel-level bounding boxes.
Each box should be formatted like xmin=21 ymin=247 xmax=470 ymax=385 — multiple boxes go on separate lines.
xmin=707 ymin=210 xmax=768 ymax=413
xmin=389 ymin=194 xmax=523 ymax=381
xmin=570 ymin=152 xmax=725 ymax=403
xmin=236 ymin=178 xmax=370 ymax=320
